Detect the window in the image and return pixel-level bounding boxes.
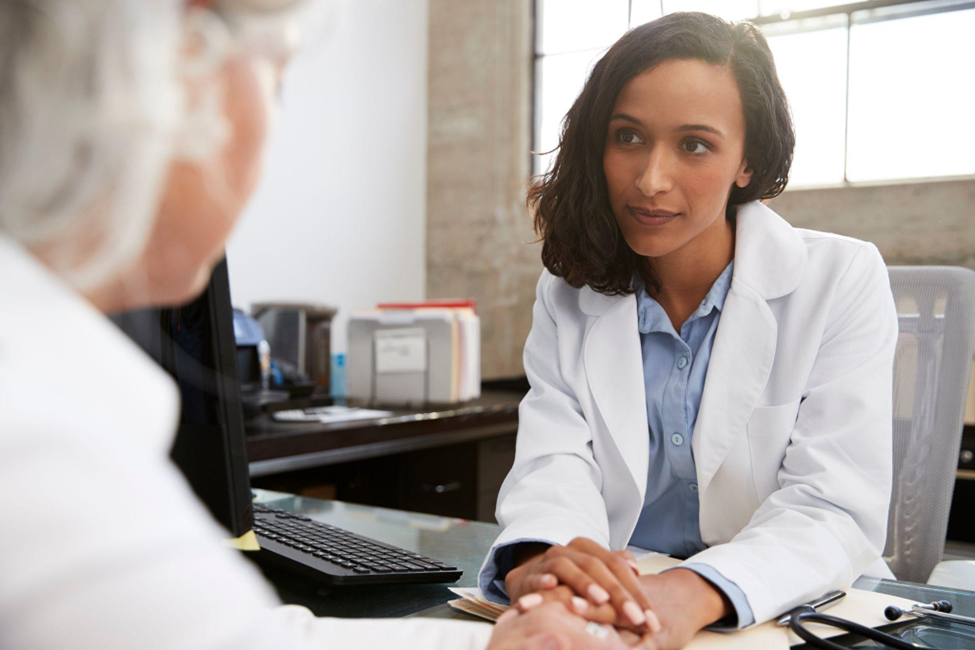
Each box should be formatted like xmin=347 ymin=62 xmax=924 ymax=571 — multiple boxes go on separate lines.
xmin=533 ymin=0 xmax=975 ymax=186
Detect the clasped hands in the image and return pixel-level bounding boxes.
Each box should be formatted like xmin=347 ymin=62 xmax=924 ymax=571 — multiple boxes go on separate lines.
xmin=486 ymin=538 xmax=731 ymax=650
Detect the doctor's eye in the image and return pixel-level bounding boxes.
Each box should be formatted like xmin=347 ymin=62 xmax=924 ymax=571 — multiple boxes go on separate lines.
xmin=681 ymin=139 xmax=712 ymax=155
xmin=615 ymin=129 xmax=645 ymax=145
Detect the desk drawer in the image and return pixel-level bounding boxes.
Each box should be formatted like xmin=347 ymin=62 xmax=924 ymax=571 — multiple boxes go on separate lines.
xmin=477 ymin=435 xmax=516 ymax=522
xmin=948 ymin=472 xmax=975 ymax=544
xmin=402 ymin=444 xmax=477 ymax=519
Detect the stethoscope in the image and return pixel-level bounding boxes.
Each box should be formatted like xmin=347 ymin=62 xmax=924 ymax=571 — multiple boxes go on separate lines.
xmin=778 ymin=590 xmax=975 ymax=649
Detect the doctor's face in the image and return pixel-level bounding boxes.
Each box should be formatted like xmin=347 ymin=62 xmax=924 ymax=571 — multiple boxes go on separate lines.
xmin=602 ymin=58 xmax=753 ymax=263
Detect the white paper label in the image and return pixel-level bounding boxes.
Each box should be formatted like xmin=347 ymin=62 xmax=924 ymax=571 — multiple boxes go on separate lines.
xmin=374 ymin=328 xmax=427 ymax=374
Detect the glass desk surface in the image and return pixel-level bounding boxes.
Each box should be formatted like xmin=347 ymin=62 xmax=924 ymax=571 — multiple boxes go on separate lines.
xmin=253 ymin=490 xmax=975 ymax=647
xmin=252 ymin=489 xmax=496 ymax=620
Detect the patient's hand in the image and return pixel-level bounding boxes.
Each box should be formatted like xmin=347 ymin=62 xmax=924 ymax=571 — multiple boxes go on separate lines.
xmin=487 ymin=601 xmax=631 ymax=650
xmin=505 ymin=538 xmax=656 ymax=634
xmin=514 ymin=570 xmax=732 ymax=650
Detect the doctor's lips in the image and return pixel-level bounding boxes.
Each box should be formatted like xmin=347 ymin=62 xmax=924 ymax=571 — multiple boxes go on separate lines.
xmin=627 ymin=206 xmax=679 ymax=226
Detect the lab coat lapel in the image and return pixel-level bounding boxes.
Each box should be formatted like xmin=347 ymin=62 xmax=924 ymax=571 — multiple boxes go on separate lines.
xmin=583 ymin=292 xmax=650 ymax=502
xmin=692 ymin=202 xmax=806 ymax=493
xmin=692 ymin=280 xmax=777 ymax=494
xmin=579 ymin=202 xmax=805 ymax=504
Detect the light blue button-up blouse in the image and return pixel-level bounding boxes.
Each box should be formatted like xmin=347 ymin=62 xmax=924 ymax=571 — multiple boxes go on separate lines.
xmin=629 ymin=261 xmax=754 ymax=627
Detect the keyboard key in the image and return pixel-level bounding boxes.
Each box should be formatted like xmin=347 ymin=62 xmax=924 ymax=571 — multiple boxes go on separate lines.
xmin=412 ymin=560 xmax=442 ymax=570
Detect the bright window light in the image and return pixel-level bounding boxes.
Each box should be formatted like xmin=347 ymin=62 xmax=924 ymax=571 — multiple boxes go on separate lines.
xmin=537 ymin=0 xmax=629 ymax=55
xmin=846 ymin=7 xmax=975 ymax=181
xmin=534 ymin=49 xmax=605 ymax=175
xmin=761 ymin=1 xmax=849 ymax=16
xmin=533 ymin=0 xmax=975 ymax=187
xmin=662 ymin=0 xmax=759 ymax=21
xmin=629 ymin=0 xmax=664 ymax=27
xmin=767 ymin=21 xmax=848 ymax=186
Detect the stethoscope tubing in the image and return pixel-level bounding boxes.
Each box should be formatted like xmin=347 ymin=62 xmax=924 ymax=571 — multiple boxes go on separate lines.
xmin=788 ymin=611 xmax=918 ymax=650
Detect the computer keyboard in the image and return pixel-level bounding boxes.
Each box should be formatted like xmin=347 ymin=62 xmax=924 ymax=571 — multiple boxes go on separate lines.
xmin=252 ymin=503 xmax=463 ymax=586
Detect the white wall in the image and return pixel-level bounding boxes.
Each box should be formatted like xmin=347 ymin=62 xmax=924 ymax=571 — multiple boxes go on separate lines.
xmin=226 ymin=0 xmax=429 ymax=353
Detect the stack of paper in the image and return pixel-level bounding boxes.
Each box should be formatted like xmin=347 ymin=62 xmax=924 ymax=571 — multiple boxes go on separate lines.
xmin=448 ymin=587 xmax=508 ymax=620
xmin=448 ymin=555 xmax=918 ymax=649
xmin=347 ymin=301 xmax=480 ymax=405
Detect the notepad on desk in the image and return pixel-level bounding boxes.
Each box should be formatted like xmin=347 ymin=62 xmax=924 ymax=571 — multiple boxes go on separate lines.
xmin=271 ymin=405 xmax=395 ymax=424
xmin=448 ymin=554 xmax=916 ymax=649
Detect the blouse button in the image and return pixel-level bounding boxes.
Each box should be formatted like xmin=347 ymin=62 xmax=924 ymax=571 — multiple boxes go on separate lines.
xmin=671 ymin=433 xmax=685 ymax=446
xmin=677 ymin=356 xmax=689 ymax=370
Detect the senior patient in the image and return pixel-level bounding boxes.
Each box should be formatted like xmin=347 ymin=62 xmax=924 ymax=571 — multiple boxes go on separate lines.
xmin=0 ymin=1 xmax=633 ymax=648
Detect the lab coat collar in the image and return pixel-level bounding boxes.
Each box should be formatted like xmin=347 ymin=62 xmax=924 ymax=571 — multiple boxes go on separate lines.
xmin=578 ymin=201 xmax=806 ymax=316
xmin=581 ymin=201 xmax=802 ymax=502
xmin=731 ymin=201 xmax=807 ymax=301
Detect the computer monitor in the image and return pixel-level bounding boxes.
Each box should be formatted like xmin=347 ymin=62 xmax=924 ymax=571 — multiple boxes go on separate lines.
xmin=111 ymin=257 xmax=254 ymax=538
xmin=110 ymin=258 xmax=464 ymax=588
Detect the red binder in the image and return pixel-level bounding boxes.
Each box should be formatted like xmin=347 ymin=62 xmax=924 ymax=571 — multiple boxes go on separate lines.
xmin=376 ymin=300 xmax=477 ymax=315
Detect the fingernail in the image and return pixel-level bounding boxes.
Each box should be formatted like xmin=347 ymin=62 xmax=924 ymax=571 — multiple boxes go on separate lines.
xmin=496 ymin=608 xmax=519 ymax=624
xmin=645 ymin=609 xmax=662 ymax=634
xmin=518 ymin=593 xmax=544 ymax=610
xmin=540 ymin=573 xmax=558 ymax=587
xmin=587 ymin=584 xmax=610 ymax=604
xmin=541 ymin=635 xmax=563 ymax=650
xmin=624 ymin=601 xmax=646 ymax=626
xmin=571 ymin=596 xmax=589 ymax=613
xmin=628 ymin=560 xmax=640 ymax=575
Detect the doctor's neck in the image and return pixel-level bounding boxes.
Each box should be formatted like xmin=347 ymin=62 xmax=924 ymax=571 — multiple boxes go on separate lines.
xmin=643 ymin=214 xmax=734 ymax=325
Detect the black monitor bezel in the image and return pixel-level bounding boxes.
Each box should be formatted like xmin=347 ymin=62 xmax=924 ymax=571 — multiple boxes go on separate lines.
xmin=112 ymin=257 xmax=254 ymax=538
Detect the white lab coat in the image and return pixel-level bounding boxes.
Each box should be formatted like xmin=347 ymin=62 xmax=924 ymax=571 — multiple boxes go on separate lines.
xmin=0 ymin=234 xmax=492 ymax=650
xmin=483 ymin=201 xmax=898 ymax=627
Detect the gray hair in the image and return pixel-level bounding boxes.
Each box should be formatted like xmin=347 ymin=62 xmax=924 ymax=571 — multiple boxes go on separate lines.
xmin=0 ymin=0 xmax=304 ymax=289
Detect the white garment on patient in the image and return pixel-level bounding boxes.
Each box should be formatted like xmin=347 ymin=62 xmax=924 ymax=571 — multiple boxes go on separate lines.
xmin=0 ymin=234 xmax=492 ymax=650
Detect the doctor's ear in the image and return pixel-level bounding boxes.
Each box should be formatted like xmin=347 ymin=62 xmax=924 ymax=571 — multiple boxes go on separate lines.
xmin=734 ymin=160 xmax=753 ymax=189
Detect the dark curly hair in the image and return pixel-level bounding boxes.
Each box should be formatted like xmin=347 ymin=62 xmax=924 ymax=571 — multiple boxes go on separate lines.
xmin=530 ymin=12 xmax=795 ymax=295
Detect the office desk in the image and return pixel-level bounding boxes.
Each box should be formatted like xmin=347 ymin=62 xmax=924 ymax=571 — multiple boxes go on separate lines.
xmin=254 ymin=489 xmax=975 ymax=648
xmin=246 ymin=391 xmax=521 ymax=476
xmin=246 ymin=391 xmax=523 ymax=521
xmin=253 ymin=488 xmax=496 ymax=619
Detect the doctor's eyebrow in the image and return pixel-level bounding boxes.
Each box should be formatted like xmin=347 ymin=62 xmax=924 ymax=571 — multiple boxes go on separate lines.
xmin=608 ymin=114 xmax=725 ymax=139
xmin=609 ymin=113 xmax=644 ymax=126
xmin=675 ymin=124 xmax=725 ymax=138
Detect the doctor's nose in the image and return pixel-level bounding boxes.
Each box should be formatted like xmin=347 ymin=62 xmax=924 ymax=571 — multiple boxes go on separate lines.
xmin=635 ymin=148 xmax=675 ymax=197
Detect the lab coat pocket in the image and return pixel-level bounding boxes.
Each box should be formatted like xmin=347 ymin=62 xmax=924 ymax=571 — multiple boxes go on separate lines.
xmin=747 ymin=399 xmax=801 ymax=502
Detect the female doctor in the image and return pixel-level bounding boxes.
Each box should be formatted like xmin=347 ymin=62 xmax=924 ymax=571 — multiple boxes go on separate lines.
xmin=0 ymin=1 xmax=631 ymax=649
xmin=479 ymin=11 xmax=898 ymax=650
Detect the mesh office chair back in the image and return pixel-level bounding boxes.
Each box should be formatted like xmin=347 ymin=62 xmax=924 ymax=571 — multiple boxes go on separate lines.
xmin=883 ymin=266 xmax=975 ymax=583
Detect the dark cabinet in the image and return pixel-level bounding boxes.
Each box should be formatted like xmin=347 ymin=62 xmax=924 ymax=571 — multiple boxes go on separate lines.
xmin=251 ymin=434 xmax=517 ymax=522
